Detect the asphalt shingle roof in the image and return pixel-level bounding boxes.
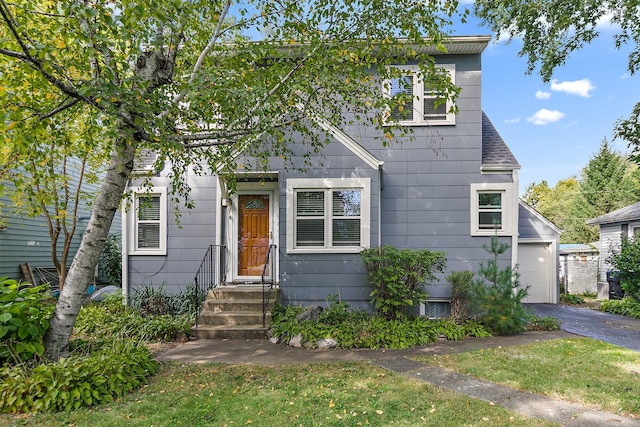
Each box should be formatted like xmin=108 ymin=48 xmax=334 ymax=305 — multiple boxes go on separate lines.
xmin=586 ymin=201 xmax=640 ymax=225
xmin=482 ymin=112 xmax=520 ymax=169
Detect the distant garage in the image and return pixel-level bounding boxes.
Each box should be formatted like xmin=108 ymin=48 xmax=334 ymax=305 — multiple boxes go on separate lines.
xmin=517 ymin=201 xmax=561 ymax=304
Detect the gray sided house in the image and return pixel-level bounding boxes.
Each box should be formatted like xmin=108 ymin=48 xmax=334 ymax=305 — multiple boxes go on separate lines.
xmin=0 ymin=163 xmax=121 ymax=287
xmin=587 ymin=201 xmax=640 ymax=296
xmin=123 ymin=36 xmax=559 ymax=335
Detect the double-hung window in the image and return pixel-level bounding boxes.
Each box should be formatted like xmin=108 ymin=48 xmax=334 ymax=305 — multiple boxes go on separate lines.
xmin=385 ymin=64 xmax=456 ymax=126
xmin=127 ymin=187 xmax=167 ymax=255
xmin=478 ymin=192 xmax=503 ymax=230
xmin=287 ymin=178 xmax=370 ymax=253
xmin=470 ymin=183 xmax=515 ymax=236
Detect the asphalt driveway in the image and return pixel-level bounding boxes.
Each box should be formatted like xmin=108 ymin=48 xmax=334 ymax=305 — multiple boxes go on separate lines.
xmin=527 ymin=303 xmax=640 ymax=352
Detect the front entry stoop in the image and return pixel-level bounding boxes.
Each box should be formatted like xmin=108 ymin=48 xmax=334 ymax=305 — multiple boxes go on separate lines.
xmin=192 ymin=286 xmax=280 ymax=340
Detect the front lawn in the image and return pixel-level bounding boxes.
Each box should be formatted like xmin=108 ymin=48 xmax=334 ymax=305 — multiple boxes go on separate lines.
xmin=416 ymin=338 xmax=640 ymax=419
xmin=1 ymin=362 xmax=555 ymax=427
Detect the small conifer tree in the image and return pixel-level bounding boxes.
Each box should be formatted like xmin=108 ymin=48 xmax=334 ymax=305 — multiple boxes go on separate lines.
xmin=471 ymin=235 xmax=530 ymax=335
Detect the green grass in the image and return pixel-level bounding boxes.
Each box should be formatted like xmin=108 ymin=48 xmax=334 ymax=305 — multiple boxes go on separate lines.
xmin=1 ymin=362 xmax=555 ymax=427
xmin=416 ymin=338 xmax=640 ymax=419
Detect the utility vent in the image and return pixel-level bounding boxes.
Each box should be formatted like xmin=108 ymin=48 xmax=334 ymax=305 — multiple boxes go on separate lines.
xmin=132 ymin=148 xmax=160 ymax=175
xmin=424 ymin=301 xmax=451 ymax=319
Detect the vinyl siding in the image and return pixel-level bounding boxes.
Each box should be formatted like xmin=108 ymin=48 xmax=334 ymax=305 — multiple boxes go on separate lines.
xmin=126 ymin=174 xmax=218 ymax=295
xmin=125 ymin=51 xmax=518 ymax=308
xmin=518 ymin=203 xmax=560 ymax=240
xmin=598 ymin=224 xmax=622 ymax=280
xmin=0 ymin=166 xmax=120 ymax=283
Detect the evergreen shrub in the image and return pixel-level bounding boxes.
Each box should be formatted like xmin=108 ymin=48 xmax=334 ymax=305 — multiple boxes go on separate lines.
xmin=447 ymin=270 xmax=475 ymax=322
xmin=471 ymin=236 xmax=529 ymax=335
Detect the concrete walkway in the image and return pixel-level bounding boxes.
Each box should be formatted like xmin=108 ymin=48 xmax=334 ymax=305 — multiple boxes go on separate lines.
xmin=158 ymin=328 xmax=640 ymax=426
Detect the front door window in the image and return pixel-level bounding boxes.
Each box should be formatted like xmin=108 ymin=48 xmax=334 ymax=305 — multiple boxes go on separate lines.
xmin=238 ymin=194 xmax=270 ymax=277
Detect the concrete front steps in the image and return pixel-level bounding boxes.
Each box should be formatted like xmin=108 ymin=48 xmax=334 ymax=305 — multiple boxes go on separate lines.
xmin=192 ymin=285 xmax=280 ymax=340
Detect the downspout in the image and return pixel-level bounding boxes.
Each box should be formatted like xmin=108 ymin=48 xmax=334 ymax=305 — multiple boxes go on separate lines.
xmin=511 ymin=169 xmax=519 ymax=271
xmin=215 ymin=176 xmax=228 ymax=285
xmin=378 ymin=166 xmax=383 ymax=247
xmin=121 ymin=182 xmax=129 ymax=306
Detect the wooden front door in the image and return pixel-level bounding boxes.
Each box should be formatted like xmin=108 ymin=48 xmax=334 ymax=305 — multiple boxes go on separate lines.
xmin=238 ymin=194 xmax=270 ymax=277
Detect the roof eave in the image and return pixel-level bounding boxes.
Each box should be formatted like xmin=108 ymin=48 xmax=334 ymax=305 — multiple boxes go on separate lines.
xmin=413 ymin=35 xmax=491 ymax=55
xmin=586 ymin=216 xmax=640 ymax=226
xmin=481 ymin=164 xmax=521 ymax=172
xmin=260 ymin=35 xmax=492 ymax=58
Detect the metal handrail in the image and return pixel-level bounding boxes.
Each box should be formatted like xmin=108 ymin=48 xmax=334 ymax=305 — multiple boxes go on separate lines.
xmin=261 ymin=244 xmax=277 ymax=327
xmin=194 ymin=245 xmax=225 ymax=327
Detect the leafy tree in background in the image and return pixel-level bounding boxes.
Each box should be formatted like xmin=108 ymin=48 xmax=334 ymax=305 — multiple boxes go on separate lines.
xmin=0 ymin=114 xmax=104 ymax=291
xmin=475 ymin=0 xmax=640 ymax=153
xmin=523 ymin=177 xmax=579 ymax=238
xmin=0 ymin=0 xmax=468 ymax=360
xmin=522 ymin=180 xmax=552 ymax=211
xmin=564 ymin=139 xmax=640 ymax=243
xmin=525 ymin=141 xmax=640 ymax=243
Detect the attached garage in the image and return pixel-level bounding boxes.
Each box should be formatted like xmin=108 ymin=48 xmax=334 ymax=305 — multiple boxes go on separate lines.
xmin=518 ymin=241 xmax=557 ymax=303
xmin=517 ymin=201 xmax=561 ymax=304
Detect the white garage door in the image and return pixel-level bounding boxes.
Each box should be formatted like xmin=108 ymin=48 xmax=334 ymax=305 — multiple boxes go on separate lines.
xmin=518 ymin=242 xmax=555 ymax=303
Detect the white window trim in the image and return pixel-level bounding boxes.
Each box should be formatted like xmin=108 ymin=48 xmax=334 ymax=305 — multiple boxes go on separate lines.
xmin=383 ymin=64 xmax=456 ymax=126
xmin=470 ymin=183 xmax=516 ymax=236
xmin=286 ymin=177 xmax=371 ymax=254
xmin=628 ymin=222 xmax=640 ymax=240
xmin=127 ymin=186 xmax=167 ymax=255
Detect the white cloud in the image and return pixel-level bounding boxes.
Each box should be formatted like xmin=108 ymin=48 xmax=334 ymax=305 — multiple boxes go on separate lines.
xmin=596 ymin=12 xmax=618 ymax=30
xmin=504 ymin=117 xmax=521 ymax=124
xmin=535 ymin=90 xmax=551 ymax=100
xmin=527 ymin=109 xmax=565 ymax=125
xmin=550 ymin=79 xmax=596 ymax=97
xmin=621 ymin=72 xmax=630 ymax=80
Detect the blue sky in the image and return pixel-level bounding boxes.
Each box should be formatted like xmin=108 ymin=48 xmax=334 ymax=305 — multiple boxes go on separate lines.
xmin=454 ymin=12 xmax=639 ymax=194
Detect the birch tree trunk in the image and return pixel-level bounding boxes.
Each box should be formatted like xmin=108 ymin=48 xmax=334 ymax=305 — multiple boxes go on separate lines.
xmin=43 ymin=138 xmax=137 ymax=360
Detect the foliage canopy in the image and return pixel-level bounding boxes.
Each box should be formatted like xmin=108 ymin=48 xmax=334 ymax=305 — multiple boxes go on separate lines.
xmin=475 ymin=0 xmax=640 ymax=153
xmin=1 ymin=0 xmax=470 ymax=360
xmin=523 ymin=140 xmax=640 ymax=243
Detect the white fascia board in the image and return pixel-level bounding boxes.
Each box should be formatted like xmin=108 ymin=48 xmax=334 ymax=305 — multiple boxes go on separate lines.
xmin=311 ymin=115 xmax=384 ymax=170
xmin=518 ymin=199 xmax=563 ymax=235
xmin=212 ymin=112 xmax=384 ymax=173
xmin=481 ymin=164 xmax=522 ymax=173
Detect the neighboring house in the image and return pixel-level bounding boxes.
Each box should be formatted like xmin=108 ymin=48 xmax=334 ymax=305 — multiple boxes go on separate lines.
xmin=123 ymin=36 xmax=559 ymax=332
xmin=0 ymin=168 xmax=121 ymax=287
xmin=586 ymin=201 xmax=640 ymax=297
xmin=558 ymin=243 xmax=599 ymax=295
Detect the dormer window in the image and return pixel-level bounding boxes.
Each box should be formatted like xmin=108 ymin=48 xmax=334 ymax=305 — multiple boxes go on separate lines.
xmin=384 ymin=64 xmax=456 ymax=126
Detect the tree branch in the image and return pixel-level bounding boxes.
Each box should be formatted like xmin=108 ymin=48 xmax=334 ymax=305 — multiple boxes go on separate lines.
xmin=38 ymin=98 xmax=81 ymax=121
xmin=0 ymin=46 xmax=28 ymax=60
xmin=170 ymin=0 xmax=233 ymax=108
xmin=177 ymin=117 xmax=296 ymax=148
xmin=0 ymin=0 xmax=156 ymax=139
